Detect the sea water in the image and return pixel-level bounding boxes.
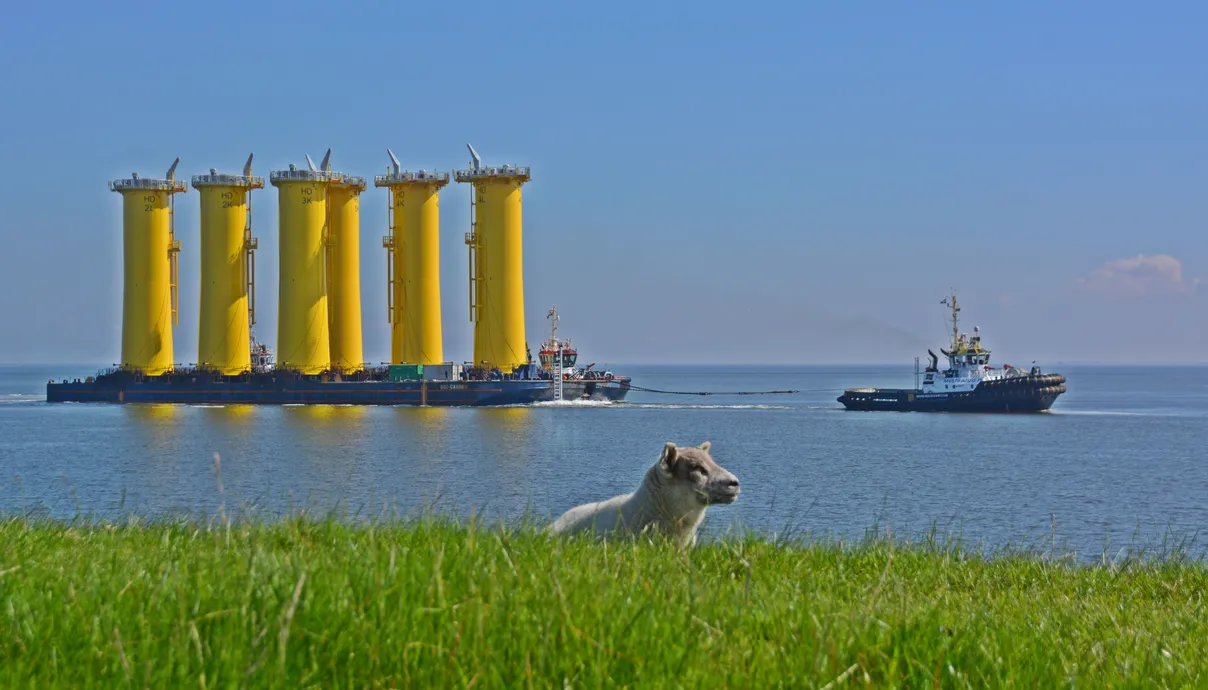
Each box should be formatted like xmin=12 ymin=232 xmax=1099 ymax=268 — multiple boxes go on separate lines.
xmin=2 ymin=363 xmax=1206 ymax=559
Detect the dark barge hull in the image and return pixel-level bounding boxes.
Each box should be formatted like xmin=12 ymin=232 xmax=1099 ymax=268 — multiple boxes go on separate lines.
xmin=45 ymin=372 xmax=629 ymax=406
xmin=837 ymin=374 xmax=1066 ymax=413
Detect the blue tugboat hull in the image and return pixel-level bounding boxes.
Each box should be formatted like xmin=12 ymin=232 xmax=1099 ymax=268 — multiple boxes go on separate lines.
xmin=837 ymin=374 xmax=1066 ymax=413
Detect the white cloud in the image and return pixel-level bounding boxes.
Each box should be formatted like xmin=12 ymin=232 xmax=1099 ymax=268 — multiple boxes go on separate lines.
xmin=1077 ymin=254 xmax=1200 ymax=296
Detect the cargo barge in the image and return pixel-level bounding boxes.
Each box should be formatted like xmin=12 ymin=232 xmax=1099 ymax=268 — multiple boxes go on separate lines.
xmin=47 ymin=330 xmax=632 ymax=407
xmin=43 ymin=149 xmax=633 ymax=407
xmin=837 ymin=294 xmax=1066 ymax=413
xmin=46 ymin=367 xmax=552 ymax=406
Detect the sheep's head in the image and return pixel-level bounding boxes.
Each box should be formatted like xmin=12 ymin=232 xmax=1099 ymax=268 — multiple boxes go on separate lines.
xmin=658 ymin=441 xmax=741 ymax=507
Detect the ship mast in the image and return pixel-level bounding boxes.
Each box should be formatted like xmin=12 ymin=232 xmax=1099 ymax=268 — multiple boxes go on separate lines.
xmin=941 ymin=292 xmax=960 ymax=351
xmin=547 ymin=306 xmax=559 ymax=345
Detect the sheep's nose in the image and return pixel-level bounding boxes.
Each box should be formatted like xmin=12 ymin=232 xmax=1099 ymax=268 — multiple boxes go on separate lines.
xmin=724 ymin=476 xmax=739 ymax=488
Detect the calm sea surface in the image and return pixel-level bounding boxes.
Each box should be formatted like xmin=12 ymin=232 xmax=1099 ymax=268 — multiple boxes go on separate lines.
xmin=2 ymin=363 xmax=1206 ymax=559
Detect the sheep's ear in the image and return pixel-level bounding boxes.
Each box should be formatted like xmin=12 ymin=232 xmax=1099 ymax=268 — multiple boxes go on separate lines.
xmin=660 ymin=442 xmax=678 ymax=470
xmin=698 ymin=441 xmax=711 ymax=453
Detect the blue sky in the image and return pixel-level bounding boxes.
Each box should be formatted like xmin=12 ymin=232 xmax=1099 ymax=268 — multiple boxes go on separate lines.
xmin=1 ymin=1 xmax=1205 ymax=365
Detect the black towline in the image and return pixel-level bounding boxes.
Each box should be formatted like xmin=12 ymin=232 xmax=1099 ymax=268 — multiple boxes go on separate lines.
xmin=625 ymin=384 xmax=802 ymax=396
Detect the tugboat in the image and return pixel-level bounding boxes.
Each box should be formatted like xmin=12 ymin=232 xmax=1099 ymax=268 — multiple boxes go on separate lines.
xmin=837 ymin=294 xmax=1066 ymax=412
xmin=537 ymin=307 xmax=631 ymax=401
xmin=249 ymin=331 xmax=274 ymax=372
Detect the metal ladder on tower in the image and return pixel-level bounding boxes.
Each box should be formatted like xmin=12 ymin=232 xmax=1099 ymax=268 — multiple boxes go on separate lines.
xmin=554 ymin=340 xmax=563 ymax=402
xmin=549 ymin=307 xmax=563 ymax=402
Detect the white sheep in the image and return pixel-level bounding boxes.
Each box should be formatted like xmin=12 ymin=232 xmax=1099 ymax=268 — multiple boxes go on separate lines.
xmin=548 ymin=441 xmax=741 ymax=549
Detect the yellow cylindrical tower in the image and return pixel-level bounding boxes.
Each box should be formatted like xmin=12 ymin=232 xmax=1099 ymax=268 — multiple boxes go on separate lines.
xmin=327 ymin=175 xmax=366 ymax=373
xmin=109 ymin=161 xmax=187 ymax=376
xmin=270 ymin=162 xmax=335 ymax=374
xmin=191 ymin=156 xmax=263 ymax=375
xmin=375 ymin=156 xmax=449 ymax=365
xmin=455 ymin=156 xmax=531 ymax=371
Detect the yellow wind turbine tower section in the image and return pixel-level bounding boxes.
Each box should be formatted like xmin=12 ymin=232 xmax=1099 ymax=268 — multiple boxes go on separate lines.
xmin=455 ymin=144 xmax=531 ymax=371
xmin=326 ymin=164 xmax=366 ymax=374
xmin=109 ymin=159 xmax=187 ymax=376
xmin=375 ymin=149 xmax=449 ymax=365
xmin=270 ymin=151 xmax=335 ymax=375
xmin=190 ymin=154 xmax=263 ymax=375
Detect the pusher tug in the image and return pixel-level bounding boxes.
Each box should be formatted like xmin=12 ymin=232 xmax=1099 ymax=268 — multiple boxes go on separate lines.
xmin=537 ymin=307 xmax=631 ymax=402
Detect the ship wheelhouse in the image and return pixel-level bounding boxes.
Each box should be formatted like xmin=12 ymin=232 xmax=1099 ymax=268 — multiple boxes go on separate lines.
xmin=539 ymin=306 xmax=580 ymax=374
xmin=947 ymin=347 xmax=992 ymax=373
xmin=538 ymin=347 xmax=577 ymax=370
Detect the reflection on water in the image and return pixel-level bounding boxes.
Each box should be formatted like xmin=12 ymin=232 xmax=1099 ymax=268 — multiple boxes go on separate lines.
xmin=474 ymin=407 xmax=534 ymax=474
xmin=126 ymin=404 xmax=182 ymax=449
xmin=392 ymin=406 xmax=451 ymax=456
xmin=284 ymin=404 xmax=370 ymax=426
xmin=392 ymin=405 xmax=451 ymax=432
xmin=281 ymin=405 xmax=370 ymax=449
xmin=279 ymin=407 xmax=373 ymax=502
xmin=198 ymin=405 xmax=257 ymax=453
xmin=475 ymin=407 xmax=529 ymax=450
xmin=127 ymin=403 xmax=181 ymax=421
xmin=121 ymin=404 xmax=188 ymax=506
xmin=470 ymin=407 xmax=543 ymax=507
xmin=204 ymin=404 xmax=255 ymax=421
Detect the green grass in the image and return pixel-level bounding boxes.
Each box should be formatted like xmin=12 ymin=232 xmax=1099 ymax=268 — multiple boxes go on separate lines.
xmin=2 ymin=514 xmax=1206 ymax=688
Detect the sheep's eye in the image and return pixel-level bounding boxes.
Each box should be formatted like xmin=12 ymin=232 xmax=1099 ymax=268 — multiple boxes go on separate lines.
xmin=692 ymin=466 xmax=707 ymax=476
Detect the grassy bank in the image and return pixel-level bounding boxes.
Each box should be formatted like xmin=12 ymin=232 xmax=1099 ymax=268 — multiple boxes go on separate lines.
xmin=2 ymin=516 xmax=1206 ymax=687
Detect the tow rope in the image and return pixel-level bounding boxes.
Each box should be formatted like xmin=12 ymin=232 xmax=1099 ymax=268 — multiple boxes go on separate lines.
xmin=624 ymin=384 xmax=801 ymax=396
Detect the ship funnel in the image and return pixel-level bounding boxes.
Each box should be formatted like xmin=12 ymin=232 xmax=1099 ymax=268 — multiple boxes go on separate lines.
xmin=304 ymin=154 xmax=317 ymax=172
xmin=320 ymin=148 xmax=331 ymax=172
xmin=387 ymin=148 xmax=401 ymax=175
xmin=466 ymin=143 xmax=481 ymax=171
xmin=166 ymin=157 xmax=180 ymax=181
xmin=243 ymin=152 xmax=254 ymax=177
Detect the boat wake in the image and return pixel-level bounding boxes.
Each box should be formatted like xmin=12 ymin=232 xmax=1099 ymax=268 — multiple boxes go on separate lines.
xmin=1054 ymin=409 xmax=1189 ymax=418
xmin=1 ymin=393 xmax=45 ymax=404
xmin=529 ymin=400 xmax=795 ymax=410
xmin=532 ymin=398 xmax=616 ymax=408
xmin=621 ymin=403 xmax=795 ymax=410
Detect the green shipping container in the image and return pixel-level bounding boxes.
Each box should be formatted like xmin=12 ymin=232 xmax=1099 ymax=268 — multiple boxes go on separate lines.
xmin=387 ymin=364 xmax=424 ymax=381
